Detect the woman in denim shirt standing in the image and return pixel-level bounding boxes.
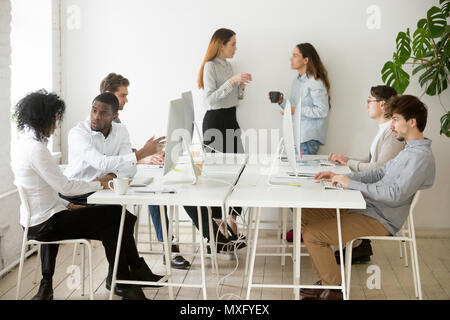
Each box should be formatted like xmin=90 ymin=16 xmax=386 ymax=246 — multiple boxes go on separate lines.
xmin=275 ymin=43 xmax=331 ymax=155
xmin=274 ymin=43 xmax=331 ymax=242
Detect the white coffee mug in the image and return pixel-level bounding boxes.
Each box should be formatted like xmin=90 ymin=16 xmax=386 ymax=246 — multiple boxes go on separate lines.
xmin=108 ymin=178 xmax=130 ymax=195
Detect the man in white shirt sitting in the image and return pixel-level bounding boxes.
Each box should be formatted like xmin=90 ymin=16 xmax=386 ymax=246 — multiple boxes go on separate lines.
xmin=62 ymin=92 xmax=165 ymax=295
xmin=64 ymin=92 xmax=164 ymax=181
xmin=99 ymin=72 xmax=190 ymax=270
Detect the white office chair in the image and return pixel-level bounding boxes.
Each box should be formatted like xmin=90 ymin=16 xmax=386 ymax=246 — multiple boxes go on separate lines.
xmin=345 ymin=191 xmax=422 ymax=300
xmin=15 ymin=183 xmax=94 ymax=300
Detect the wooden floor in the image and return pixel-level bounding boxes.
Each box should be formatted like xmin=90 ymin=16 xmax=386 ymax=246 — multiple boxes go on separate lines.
xmin=1 ymin=228 xmax=449 ymax=300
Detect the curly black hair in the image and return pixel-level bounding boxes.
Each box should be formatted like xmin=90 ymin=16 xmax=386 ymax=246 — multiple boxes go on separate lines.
xmin=13 ymin=89 xmax=66 ymax=141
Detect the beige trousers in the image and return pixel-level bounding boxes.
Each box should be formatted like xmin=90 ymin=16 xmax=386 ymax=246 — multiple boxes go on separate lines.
xmin=301 ymin=208 xmax=390 ymax=286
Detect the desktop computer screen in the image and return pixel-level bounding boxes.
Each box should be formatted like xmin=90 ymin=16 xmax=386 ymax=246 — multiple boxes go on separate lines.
xmin=181 ymin=91 xmax=194 ymax=144
xmin=163 ymin=97 xmax=186 ymax=176
xmin=282 ymin=100 xmax=298 ymax=175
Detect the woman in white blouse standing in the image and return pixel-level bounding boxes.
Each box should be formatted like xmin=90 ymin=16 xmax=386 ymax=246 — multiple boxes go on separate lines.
xmin=11 ymin=90 xmax=164 ymax=300
xmin=195 ymin=28 xmax=252 ymax=237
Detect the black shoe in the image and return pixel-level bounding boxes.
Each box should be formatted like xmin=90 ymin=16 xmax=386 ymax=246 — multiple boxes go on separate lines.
xmin=163 ymin=255 xmax=191 ymax=270
xmin=32 ymin=279 xmax=53 ymax=300
xmin=105 ymin=281 xmax=149 ymax=300
xmin=171 ymin=244 xmax=180 ymax=253
xmin=130 ymin=257 xmax=166 ymax=288
xmin=335 ymin=239 xmax=373 ymax=264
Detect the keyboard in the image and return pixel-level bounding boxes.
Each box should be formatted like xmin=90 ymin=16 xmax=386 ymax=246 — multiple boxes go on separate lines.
xmin=130 ymin=177 xmax=154 ymax=187
xmin=321 ymin=180 xmax=343 ymax=190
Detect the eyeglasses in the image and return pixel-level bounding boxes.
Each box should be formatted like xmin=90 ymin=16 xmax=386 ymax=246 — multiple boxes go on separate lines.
xmin=367 ymin=99 xmax=382 ymax=104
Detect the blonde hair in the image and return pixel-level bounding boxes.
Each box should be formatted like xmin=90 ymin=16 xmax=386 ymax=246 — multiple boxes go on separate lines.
xmin=198 ymin=28 xmax=236 ymax=89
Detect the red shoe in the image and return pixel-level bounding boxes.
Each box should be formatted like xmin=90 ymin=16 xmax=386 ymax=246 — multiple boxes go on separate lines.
xmin=284 ymin=230 xmax=303 ymax=242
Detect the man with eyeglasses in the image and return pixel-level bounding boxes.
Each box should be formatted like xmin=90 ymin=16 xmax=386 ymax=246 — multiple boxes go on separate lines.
xmin=328 ymin=85 xmax=405 ymax=265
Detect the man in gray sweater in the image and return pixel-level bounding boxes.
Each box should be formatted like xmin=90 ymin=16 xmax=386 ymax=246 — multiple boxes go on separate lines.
xmin=300 ymin=95 xmax=435 ymax=300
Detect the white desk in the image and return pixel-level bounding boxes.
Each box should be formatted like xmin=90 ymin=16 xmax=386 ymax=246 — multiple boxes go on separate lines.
xmin=226 ymin=154 xmax=366 ymax=300
xmin=88 ymin=154 xmax=246 ymax=300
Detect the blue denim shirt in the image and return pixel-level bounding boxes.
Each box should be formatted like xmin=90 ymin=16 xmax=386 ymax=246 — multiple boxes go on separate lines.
xmin=281 ymin=73 xmax=329 ymax=145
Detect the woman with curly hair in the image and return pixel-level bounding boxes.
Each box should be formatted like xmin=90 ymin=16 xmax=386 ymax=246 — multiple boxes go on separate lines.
xmin=11 ymin=90 xmax=164 ymax=300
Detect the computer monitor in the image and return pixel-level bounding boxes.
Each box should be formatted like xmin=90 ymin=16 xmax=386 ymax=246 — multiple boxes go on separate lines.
xmin=282 ymin=100 xmax=298 ymax=175
xmin=163 ymin=98 xmax=186 ymax=176
xmin=163 ymin=97 xmax=198 ymax=184
xmin=292 ymin=97 xmax=302 ymax=161
xmin=181 ymin=91 xmax=194 ymax=144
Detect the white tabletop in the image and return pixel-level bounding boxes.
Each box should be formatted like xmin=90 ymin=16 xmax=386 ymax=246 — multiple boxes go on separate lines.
xmin=88 ymin=154 xmax=246 ymax=207
xmin=227 ymin=155 xmax=366 ymax=210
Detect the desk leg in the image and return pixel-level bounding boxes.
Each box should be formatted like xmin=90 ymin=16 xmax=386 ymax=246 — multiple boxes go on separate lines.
xmin=207 ymin=206 xmax=217 ymax=274
xmin=110 ymin=205 xmax=127 ymax=300
xmin=244 ymin=207 xmax=253 ymax=276
xmin=282 ymin=208 xmax=287 ymax=267
xmin=160 ymin=205 xmax=174 ymax=300
xmin=197 ymin=206 xmax=207 ymax=299
xmin=293 ymin=208 xmax=301 ymax=300
xmin=336 ymin=208 xmax=347 ymax=300
xmin=246 ymin=207 xmax=261 ymax=300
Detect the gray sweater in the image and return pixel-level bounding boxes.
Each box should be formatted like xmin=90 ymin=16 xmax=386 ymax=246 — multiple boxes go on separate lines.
xmin=347 ymin=139 xmax=435 ymax=235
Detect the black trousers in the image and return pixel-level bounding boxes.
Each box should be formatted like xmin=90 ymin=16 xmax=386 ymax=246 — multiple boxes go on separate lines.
xmin=183 ymin=206 xmax=231 ymax=243
xmin=28 ymin=205 xmax=140 ymax=280
xmin=202 ymin=106 xmax=244 ymax=154
xmin=202 ymin=107 xmax=243 ymax=220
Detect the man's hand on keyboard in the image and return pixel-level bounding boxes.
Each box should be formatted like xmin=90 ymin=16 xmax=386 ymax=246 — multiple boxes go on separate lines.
xmin=314 ymin=171 xmax=336 ymax=181
xmin=331 ymin=174 xmax=350 ymax=189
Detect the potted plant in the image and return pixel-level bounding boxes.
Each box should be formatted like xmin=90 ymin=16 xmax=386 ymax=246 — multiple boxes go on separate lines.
xmin=381 ymin=0 xmax=449 ymax=136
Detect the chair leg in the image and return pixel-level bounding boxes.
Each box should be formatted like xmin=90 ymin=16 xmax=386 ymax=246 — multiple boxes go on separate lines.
xmin=87 ymin=242 xmax=94 ymax=300
xmin=33 ymin=244 xmax=41 ymax=284
xmin=81 ymin=244 xmax=85 ymax=296
xmin=175 ymin=206 xmax=180 ymax=247
xmin=244 ymin=207 xmax=253 ymax=276
xmin=408 ymin=217 xmax=422 ymax=299
xmin=134 ymin=205 xmax=140 ymax=243
xmin=16 ymin=237 xmax=29 ymax=300
xmin=345 ymin=240 xmax=355 ymax=300
xmin=71 ymin=243 xmax=78 ymax=269
xmin=403 ymin=240 xmax=409 ymax=267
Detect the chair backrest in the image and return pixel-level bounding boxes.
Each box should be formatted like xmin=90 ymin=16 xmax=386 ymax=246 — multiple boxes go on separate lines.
xmin=407 ymin=190 xmax=421 ymax=229
xmin=14 ymin=182 xmax=32 ymax=229
xmin=410 ymin=191 xmax=421 ymax=214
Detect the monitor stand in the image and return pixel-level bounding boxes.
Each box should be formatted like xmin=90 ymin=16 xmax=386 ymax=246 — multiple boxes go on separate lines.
xmin=163 ymin=138 xmax=198 ymax=185
xmin=267 ymin=138 xmax=303 ymax=186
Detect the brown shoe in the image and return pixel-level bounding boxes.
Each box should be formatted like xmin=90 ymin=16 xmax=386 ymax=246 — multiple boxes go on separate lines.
xmin=319 ymin=289 xmax=343 ymax=300
xmin=300 ymin=280 xmax=324 ymax=300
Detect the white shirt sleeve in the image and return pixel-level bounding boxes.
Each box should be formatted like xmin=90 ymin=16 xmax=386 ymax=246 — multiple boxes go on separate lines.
xmin=30 ymin=143 xmax=102 ymax=196
xmin=68 ymin=126 xmax=137 ymax=178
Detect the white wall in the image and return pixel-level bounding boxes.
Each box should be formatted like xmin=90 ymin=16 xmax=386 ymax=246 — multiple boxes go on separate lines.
xmin=0 ymin=0 xmax=21 ymax=271
xmin=60 ymin=0 xmax=450 ymax=231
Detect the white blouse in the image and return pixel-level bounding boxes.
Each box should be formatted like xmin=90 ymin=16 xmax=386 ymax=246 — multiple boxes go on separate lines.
xmin=203 ymin=57 xmax=244 ymax=111
xmin=11 ymin=129 xmax=102 ymax=227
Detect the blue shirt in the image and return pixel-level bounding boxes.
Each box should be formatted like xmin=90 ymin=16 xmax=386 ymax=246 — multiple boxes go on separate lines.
xmin=281 ymin=73 xmax=329 ymax=144
xmin=347 ymin=139 xmax=435 ymax=235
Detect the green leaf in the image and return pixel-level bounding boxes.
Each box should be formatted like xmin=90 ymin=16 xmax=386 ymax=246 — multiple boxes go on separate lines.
xmin=440 ymin=0 xmax=450 ymax=17
xmin=440 ymin=111 xmax=450 ymax=137
xmin=381 ymin=61 xmax=410 ymax=94
xmin=412 ymin=62 xmax=432 ymax=76
xmin=427 ymin=6 xmax=446 ymax=38
xmin=417 ymin=18 xmax=428 ymax=29
xmin=396 ymin=30 xmax=411 ymax=64
xmin=413 ymin=28 xmax=432 ymax=58
xmin=419 ymin=66 xmax=448 ymax=96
